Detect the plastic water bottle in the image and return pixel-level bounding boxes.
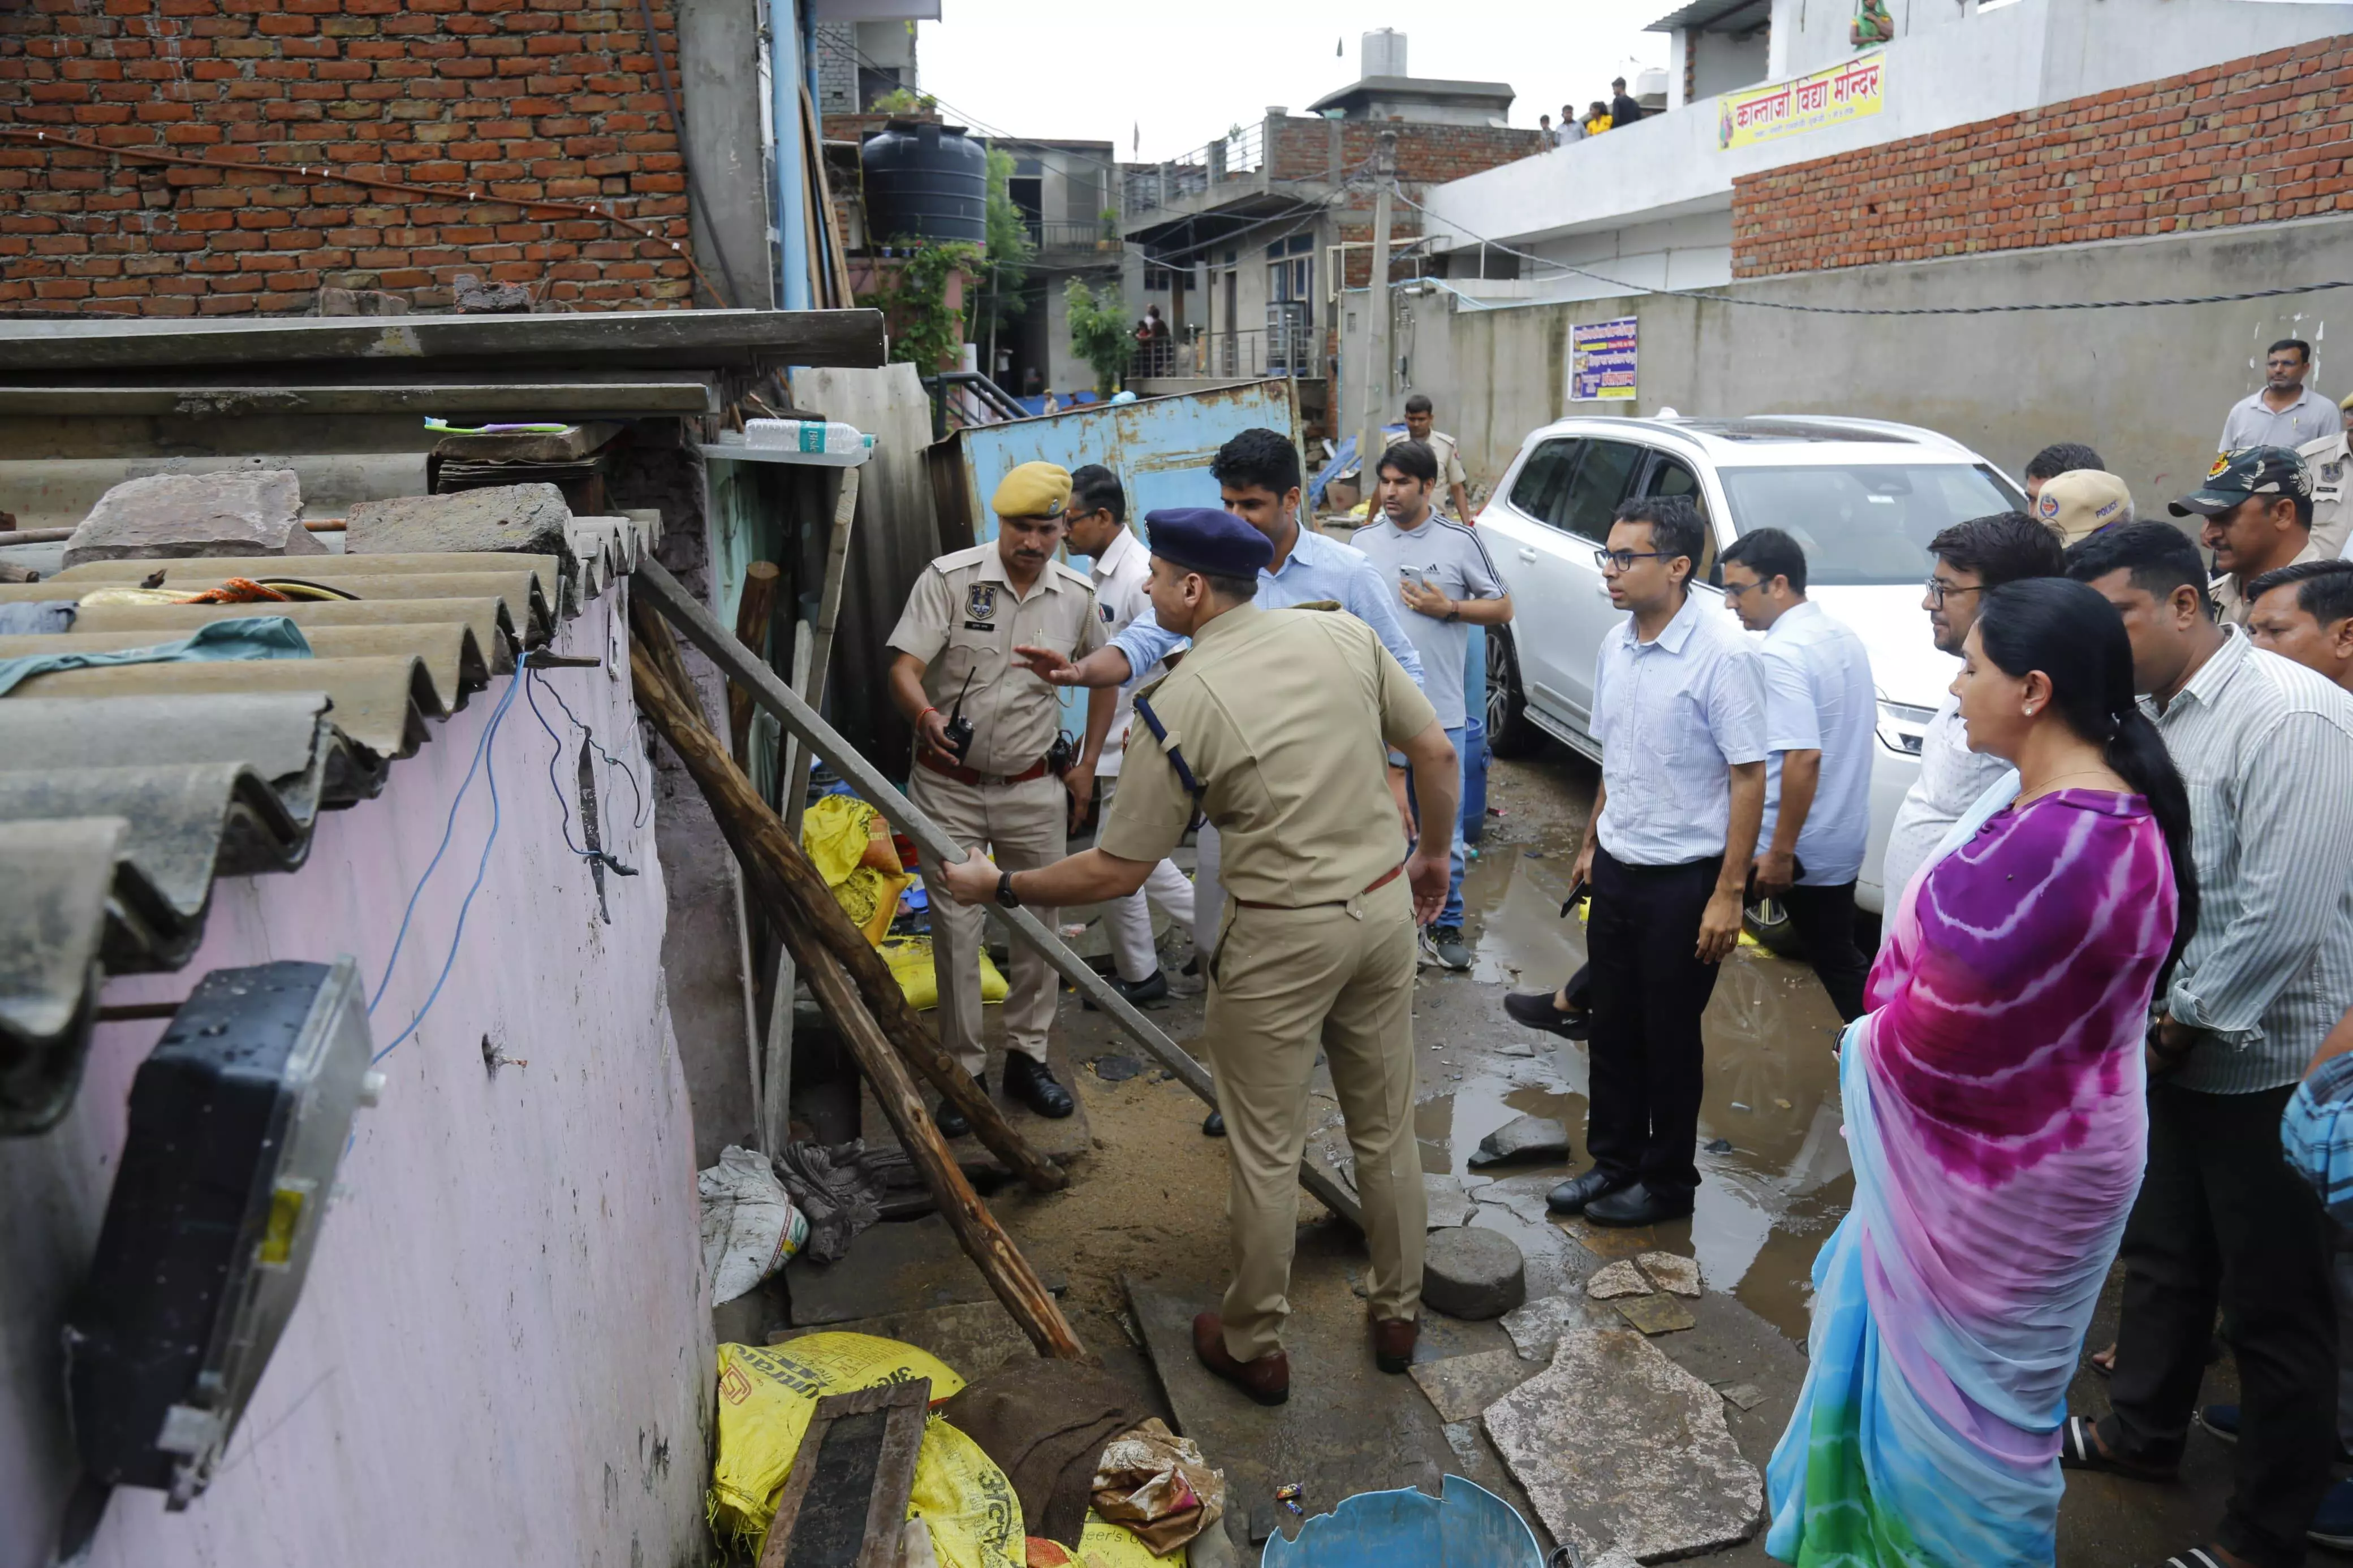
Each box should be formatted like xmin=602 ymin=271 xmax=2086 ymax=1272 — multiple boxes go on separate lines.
xmin=744 ymin=418 xmax=872 ymax=456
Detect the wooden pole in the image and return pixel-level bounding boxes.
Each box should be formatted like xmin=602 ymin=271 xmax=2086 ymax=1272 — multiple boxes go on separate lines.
xmin=784 ymin=915 xmax=1083 ymax=1360
xmin=782 ymin=464 xmax=859 ymax=845
xmin=627 ymin=600 xmax=1068 ymax=1195
xmin=728 ymin=560 xmax=781 ymax=767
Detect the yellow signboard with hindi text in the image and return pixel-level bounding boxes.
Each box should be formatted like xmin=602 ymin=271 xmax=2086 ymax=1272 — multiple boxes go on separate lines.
xmin=1718 ymin=51 xmax=1887 ymax=150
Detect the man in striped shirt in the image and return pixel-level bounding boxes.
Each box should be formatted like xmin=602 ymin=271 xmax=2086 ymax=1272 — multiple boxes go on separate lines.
xmin=2062 ymin=522 xmax=2353 ymax=1568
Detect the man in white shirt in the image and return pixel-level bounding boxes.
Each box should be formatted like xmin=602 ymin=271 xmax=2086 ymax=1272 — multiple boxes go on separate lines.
xmin=1510 ymin=495 xmax=1766 ymax=1229
xmin=1063 ymin=464 xmax=1196 ymax=1003
xmin=2221 ymin=339 xmax=2339 ymax=453
xmin=1718 ymin=528 xmax=1876 ymax=1023
xmin=1350 ymin=438 xmax=1513 ymax=970
xmin=1878 ymin=511 xmax=2065 ymax=908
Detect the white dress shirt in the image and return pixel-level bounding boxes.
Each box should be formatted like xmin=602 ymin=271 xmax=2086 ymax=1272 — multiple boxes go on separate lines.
xmin=1881 ymin=693 xmax=2013 ymax=905
xmin=1590 ymin=591 xmax=1768 ymax=866
xmin=1082 ymin=524 xmax=1157 ymax=777
xmin=1756 ymin=599 xmax=1877 ymax=887
xmin=2144 ymin=628 xmax=2353 ymax=1094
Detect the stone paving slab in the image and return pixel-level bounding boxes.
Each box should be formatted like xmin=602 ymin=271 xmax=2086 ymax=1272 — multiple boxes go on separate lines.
xmin=1585 ymin=1260 xmax=1649 ymax=1299
xmin=1485 ymin=1329 xmax=1762 ymax=1563
xmin=1614 ymin=1294 xmax=1697 ymax=1336
xmin=1408 ymin=1347 xmax=1542 ymax=1424
xmin=768 ymin=1298 xmax=1039 ymax=1380
xmin=1499 ymin=1292 xmax=1616 ymax=1360
xmin=1637 ymin=1251 xmax=1702 ymax=1297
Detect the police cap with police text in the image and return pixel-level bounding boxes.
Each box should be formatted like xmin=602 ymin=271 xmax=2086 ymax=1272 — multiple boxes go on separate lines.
xmin=2034 ymin=468 xmax=2134 ymax=545
xmin=991 ymin=461 xmax=1071 ymax=520
xmin=2170 ymin=446 xmax=2313 ymax=517
xmin=1143 ymin=507 xmax=1274 ymax=578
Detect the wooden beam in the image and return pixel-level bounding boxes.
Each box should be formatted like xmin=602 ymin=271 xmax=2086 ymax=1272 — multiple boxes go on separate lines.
xmin=0 ymin=308 xmax=887 ymax=374
xmin=0 ymin=385 xmax=720 ymax=418
xmin=757 ymin=1381 xmax=932 ymax=1568
xmin=627 ymin=600 xmax=1066 ymax=1195
xmin=781 ymin=465 xmax=859 ymax=845
xmin=629 ymin=552 xmax=1366 ymax=1231
xmin=727 ymin=560 xmax=781 ymax=766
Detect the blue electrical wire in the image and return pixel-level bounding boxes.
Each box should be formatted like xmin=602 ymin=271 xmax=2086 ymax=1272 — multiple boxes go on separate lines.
xmin=369 ymin=669 xmax=523 ymax=1063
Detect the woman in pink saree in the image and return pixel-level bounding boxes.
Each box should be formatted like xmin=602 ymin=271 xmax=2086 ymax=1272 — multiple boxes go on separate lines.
xmin=1769 ymin=577 xmax=2199 ymax=1566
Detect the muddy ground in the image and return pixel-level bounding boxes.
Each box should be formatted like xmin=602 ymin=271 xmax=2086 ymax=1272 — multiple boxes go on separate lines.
xmin=748 ymin=749 xmax=2269 ymax=1566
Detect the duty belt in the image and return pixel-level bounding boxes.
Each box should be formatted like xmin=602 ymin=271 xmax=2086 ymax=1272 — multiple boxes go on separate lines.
xmin=1232 ymin=861 xmax=1406 ymax=910
xmin=917 ymin=752 xmax=1053 ymax=788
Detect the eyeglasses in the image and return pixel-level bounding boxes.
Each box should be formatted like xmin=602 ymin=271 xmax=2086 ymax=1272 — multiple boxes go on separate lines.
xmin=1923 ymin=577 xmax=1988 ymax=606
xmin=1594 ymin=548 xmax=1666 ymax=572
xmin=1721 ymin=577 xmax=1770 ymax=599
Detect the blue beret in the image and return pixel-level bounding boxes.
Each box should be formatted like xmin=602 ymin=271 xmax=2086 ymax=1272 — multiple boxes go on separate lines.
xmin=1142 ymin=507 xmax=1273 ymax=578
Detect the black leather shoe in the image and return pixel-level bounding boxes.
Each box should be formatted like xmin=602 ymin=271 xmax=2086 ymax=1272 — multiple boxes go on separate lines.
xmin=1082 ymin=968 xmax=1169 ymax=1011
xmin=936 ymin=1071 xmax=984 ymax=1138
xmin=1505 ymin=987 xmax=1592 ymax=1040
xmin=1584 ymin=1181 xmax=1694 ymax=1227
xmin=1546 ymin=1168 xmax=1630 ymax=1216
xmin=1203 ymin=1109 xmax=1226 ymax=1138
xmin=1002 ymin=1053 xmax=1075 ymax=1118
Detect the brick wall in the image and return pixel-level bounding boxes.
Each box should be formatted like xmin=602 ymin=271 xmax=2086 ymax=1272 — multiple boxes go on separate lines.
xmin=1266 ymin=116 xmax=1545 ymax=290
xmin=1732 ymin=36 xmax=2353 ymax=278
xmin=0 ymin=0 xmax=699 ymax=315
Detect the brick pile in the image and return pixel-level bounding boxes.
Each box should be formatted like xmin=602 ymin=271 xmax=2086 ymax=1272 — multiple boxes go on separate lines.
xmin=0 ymin=0 xmax=700 ymax=315
xmin=1732 ymin=36 xmax=2353 ymax=278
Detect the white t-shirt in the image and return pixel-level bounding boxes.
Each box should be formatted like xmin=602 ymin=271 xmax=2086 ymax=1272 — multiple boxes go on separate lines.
xmin=1880 ymin=692 xmax=2011 ymax=905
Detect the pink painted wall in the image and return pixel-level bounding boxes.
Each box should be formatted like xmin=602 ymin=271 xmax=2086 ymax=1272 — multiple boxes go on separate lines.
xmin=1 ymin=585 xmax=713 ymax=1568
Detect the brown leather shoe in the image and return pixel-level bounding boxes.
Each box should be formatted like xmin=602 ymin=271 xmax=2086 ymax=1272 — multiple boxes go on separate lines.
xmin=1192 ymin=1311 xmax=1290 ymax=1406
xmin=1369 ymin=1313 xmax=1418 ymax=1375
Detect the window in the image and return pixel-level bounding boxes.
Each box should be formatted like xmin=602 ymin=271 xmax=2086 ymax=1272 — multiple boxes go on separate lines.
xmin=1640 ymin=454 xmax=1716 ymax=579
xmin=1557 ymin=439 xmax=1644 ymax=542
xmin=1715 ymin=463 xmax=2024 ymax=586
xmin=1508 ymin=439 xmax=1583 ymax=531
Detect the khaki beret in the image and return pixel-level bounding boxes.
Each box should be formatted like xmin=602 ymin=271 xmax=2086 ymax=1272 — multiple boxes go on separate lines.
xmin=990 ymin=461 xmax=1071 ymax=520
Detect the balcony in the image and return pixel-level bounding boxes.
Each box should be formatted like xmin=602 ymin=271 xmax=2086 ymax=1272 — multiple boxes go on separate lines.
xmin=1121 ymin=122 xmax=1268 ymax=222
xmin=1022 ymin=219 xmax=1123 ymax=261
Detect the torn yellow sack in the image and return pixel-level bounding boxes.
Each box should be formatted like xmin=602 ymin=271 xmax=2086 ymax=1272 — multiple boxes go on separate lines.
xmin=884 ymin=936 xmax=1008 ymax=1011
xmin=709 ymin=1337 xmax=1023 ymax=1568
xmin=802 ymin=794 xmax=914 ymax=945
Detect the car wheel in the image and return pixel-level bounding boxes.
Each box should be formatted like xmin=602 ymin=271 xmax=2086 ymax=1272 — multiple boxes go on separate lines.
xmin=1743 ymin=896 xmax=1806 ymax=958
xmin=1486 ymin=629 xmax=1546 ymax=759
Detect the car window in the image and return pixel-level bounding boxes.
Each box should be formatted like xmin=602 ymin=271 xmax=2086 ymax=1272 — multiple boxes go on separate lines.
xmin=1716 ymin=463 xmax=2022 ymax=586
xmin=1558 ymin=439 xmax=1643 ymax=543
xmin=1640 ymin=454 xmax=1717 ymax=582
xmin=1507 ymin=438 xmax=1583 ymax=531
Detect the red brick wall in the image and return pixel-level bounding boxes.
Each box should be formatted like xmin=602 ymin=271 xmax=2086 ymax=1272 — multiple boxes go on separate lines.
xmin=1732 ymin=36 xmax=2353 ymax=278
xmin=0 ymin=0 xmax=699 ymax=315
xmin=1266 ymin=116 xmax=1548 ymax=188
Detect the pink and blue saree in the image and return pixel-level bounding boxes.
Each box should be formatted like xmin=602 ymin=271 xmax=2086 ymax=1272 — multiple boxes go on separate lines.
xmin=1767 ymin=785 xmax=2179 ymax=1567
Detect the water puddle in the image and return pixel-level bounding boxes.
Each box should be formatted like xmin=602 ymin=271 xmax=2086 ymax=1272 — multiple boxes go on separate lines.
xmin=1436 ymin=771 xmax=1854 ymax=1344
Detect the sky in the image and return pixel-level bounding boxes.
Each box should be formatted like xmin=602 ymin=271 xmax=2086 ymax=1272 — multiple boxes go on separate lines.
xmin=910 ymin=1 xmax=1674 ymax=163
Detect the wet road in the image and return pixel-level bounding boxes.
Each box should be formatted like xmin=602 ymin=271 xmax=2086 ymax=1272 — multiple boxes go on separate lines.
xmin=1431 ymin=750 xmax=1852 ymax=1344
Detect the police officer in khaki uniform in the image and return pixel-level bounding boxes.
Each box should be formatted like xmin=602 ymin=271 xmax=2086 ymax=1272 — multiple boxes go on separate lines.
xmin=2298 ymin=398 xmax=2353 ymax=558
xmin=887 ymin=461 xmax=1110 ymax=1128
xmin=936 ymin=508 xmax=1459 ymax=1403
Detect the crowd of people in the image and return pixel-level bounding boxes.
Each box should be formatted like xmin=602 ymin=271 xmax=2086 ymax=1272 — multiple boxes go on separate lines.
xmin=1540 ymin=77 xmax=1647 ymax=145
xmin=878 ymin=354 xmax=2353 ymax=1565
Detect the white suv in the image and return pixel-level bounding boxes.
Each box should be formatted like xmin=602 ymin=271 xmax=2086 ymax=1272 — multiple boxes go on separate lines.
xmin=1480 ymin=414 xmax=2028 ymax=919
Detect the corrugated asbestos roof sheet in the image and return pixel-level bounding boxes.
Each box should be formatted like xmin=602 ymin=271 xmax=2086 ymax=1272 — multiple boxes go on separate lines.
xmin=0 ymin=518 xmax=652 ymax=1135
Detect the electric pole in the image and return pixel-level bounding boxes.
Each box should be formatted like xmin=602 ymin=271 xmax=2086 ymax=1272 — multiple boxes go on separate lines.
xmin=1355 ymin=128 xmax=1399 ymax=509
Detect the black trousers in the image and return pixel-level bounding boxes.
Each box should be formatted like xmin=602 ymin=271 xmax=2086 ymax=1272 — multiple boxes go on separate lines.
xmin=2107 ymin=1079 xmax=2337 ymax=1568
xmin=1778 ymin=880 xmax=1870 ymax=1024
xmin=1585 ymin=846 xmax=1723 ymax=1199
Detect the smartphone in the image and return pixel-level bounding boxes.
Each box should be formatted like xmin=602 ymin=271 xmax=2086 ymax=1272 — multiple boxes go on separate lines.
xmin=1558 ymin=875 xmax=1589 ymax=919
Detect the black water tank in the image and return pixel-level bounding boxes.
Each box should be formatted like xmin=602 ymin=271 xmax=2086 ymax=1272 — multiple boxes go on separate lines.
xmin=861 ymin=122 xmax=988 ymax=246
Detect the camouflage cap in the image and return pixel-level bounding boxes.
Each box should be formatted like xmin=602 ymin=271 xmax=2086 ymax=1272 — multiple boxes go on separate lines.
xmin=2170 ymin=446 xmax=2313 ymax=517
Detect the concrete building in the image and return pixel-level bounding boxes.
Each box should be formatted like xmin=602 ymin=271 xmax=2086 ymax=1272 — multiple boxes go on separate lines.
xmin=1411 ymin=0 xmax=2353 ymax=308
xmin=1117 ymin=31 xmax=1548 ymax=439
xmin=815 ymin=15 xmax=923 ymax=115
xmin=981 ymin=137 xmax=1129 ymax=401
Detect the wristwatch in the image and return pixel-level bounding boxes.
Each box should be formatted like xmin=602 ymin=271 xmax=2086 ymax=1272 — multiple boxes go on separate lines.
xmin=1443 ymin=603 xmax=1461 ymax=623
xmin=996 ymin=870 xmax=1022 ymax=909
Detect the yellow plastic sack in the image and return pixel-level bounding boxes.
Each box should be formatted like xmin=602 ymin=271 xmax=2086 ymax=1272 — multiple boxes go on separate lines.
xmin=884 ymin=936 xmax=1009 ymax=1011
xmin=1079 ymin=1512 xmax=1186 ymax=1566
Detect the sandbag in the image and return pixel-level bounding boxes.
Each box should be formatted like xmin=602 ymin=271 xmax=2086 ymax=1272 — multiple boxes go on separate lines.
xmin=710 ymin=1337 xmax=1023 ymax=1568
xmin=698 ymin=1146 xmax=808 ymax=1306
xmin=885 ymin=936 xmax=1009 ymax=1010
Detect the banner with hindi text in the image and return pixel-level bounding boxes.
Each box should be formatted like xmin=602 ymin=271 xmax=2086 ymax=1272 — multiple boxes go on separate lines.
xmin=1718 ymin=51 xmax=1887 ymax=150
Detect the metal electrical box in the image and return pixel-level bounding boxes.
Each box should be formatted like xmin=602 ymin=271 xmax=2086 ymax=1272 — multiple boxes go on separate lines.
xmin=66 ymin=957 xmax=380 ymax=1507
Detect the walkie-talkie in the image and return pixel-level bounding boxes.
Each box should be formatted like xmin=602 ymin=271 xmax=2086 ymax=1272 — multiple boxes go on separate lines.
xmin=941 ymin=669 xmax=976 ymax=760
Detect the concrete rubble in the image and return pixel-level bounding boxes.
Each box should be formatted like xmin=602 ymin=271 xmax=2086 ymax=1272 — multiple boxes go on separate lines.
xmin=1467 ymin=1113 xmax=1572 ymax=1169
xmin=1585 ymin=1259 xmax=1651 ymax=1299
xmin=345 ymin=482 xmax=572 ymax=561
xmin=1407 ymin=1346 xmax=1540 ymax=1423
xmin=1614 ymin=1294 xmax=1698 ymax=1336
xmin=1484 ymin=1328 xmax=1764 ymax=1562
xmin=1500 ymin=1293 xmax=1608 ymax=1361
xmin=1424 ymin=1173 xmax=1477 ymax=1228
xmin=63 ymin=469 xmax=320 ymax=568
xmin=1638 ymin=1251 xmax=1703 ymax=1298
